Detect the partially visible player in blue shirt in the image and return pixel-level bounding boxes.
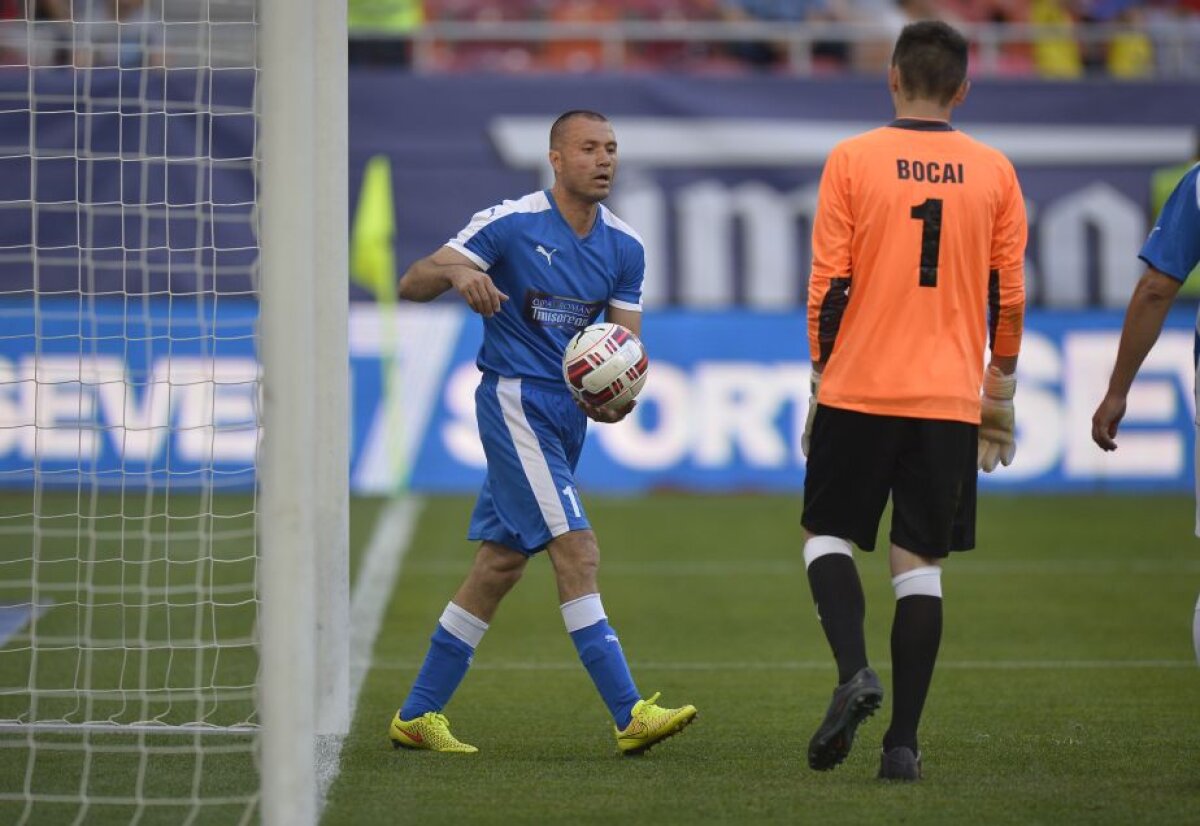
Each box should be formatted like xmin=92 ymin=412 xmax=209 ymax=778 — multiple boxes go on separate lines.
xmin=386 ymin=110 xmax=697 ymax=754
xmin=1093 ymin=161 xmax=1200 ymax=664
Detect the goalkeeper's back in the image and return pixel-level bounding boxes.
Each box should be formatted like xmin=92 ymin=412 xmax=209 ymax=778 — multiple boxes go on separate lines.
xmin=807 ymin=120 xmax=1027 ymax=424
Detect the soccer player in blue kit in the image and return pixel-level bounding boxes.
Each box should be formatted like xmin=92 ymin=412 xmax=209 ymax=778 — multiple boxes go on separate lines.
xmin=387 ymin=110 xmax=698 ymax=754
xmin=1093 ymin=161 xmax=1200 ymax=664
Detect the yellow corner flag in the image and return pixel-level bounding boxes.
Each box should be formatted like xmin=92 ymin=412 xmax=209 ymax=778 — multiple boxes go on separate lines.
xmin=351 ymin=154 xmax=408 ymax=491
xmin=350 ymin=154 xmax=397 ymax=304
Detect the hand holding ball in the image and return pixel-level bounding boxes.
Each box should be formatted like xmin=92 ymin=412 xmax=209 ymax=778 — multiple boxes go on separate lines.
xmin=561 ymin=323 xmax=648 ymax=415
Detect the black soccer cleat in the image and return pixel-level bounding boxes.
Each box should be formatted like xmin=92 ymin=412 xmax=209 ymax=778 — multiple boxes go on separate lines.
xmin=807 ymin=666 xmax=884 ymax=771
xmin=878 ymin=746 xmax=923 ymax=781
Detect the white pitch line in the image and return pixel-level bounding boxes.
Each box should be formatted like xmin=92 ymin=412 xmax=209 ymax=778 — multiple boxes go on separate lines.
xmin=347 ymin=497 xmax=425 ymax=698
xmin=370 ymin=658 xmax=1196 ymax=673
xmin=401 ymin=559 xmax=1200 ymax=576
xmin=316 ymin=496 xmax=423 ymax=815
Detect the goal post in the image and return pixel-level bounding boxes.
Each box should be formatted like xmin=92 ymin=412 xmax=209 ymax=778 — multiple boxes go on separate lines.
xmin=258 ymin=0 xmax=318 ymax=822
xmin=313 ymin=0 xmax=352 ymax=742
xmin=260 ymin=0 xmax=350 ymax=820
xmin=0 ymin=0 xmax=350 ymax=822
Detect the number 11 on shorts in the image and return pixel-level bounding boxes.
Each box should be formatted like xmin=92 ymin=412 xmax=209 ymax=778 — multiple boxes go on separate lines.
xmin=562 ymin=485 xmax=582 ymax=518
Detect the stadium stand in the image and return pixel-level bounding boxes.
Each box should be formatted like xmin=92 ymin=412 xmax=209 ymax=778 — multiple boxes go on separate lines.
xmin=339 ymin=0 xmax=1200 ymax=77
xmin=0 ymin=1 xmax=1195 ymax=76
xmin=0 ymin=0 xmax=256 ymax=68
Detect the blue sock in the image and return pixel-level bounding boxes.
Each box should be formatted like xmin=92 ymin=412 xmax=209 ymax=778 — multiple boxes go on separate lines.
xmin=400 ymin=624 xmax=475 ymax=721
xmin=570 ymin=619 xmax=640 ymax=729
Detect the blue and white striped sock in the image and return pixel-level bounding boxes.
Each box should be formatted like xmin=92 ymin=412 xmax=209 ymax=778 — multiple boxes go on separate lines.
xmin=563 ymin=594 xmax=640 ymax=729
xmin=399 ymin=602 xmax=488 ymax=721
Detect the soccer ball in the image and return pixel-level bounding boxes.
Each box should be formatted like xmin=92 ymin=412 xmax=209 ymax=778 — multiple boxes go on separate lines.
xmin=562 ymin=322 xmax=648 ymax=412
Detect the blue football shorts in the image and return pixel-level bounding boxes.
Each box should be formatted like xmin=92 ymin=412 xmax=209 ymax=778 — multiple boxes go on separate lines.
xmin=467 ymin=373 xmax=591 ymax=554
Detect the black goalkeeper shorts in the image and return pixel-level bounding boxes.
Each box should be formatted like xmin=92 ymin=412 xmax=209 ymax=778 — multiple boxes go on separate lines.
xmin=801 ymin=404 xmax=978 ymax=557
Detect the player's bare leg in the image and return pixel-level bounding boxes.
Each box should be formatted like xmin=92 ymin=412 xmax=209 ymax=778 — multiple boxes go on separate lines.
xmin=547 ymin=530 xmax=697 ymax=754
xmin=452 ymin=541 xmax=529 ymax=621
xmin=546 ymin=529 xmax=600 ymax=603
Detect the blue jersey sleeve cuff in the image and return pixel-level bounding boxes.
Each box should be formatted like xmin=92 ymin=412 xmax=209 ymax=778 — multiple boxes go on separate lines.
xmin=446 ymin=241 xmax=491 ymax=271
xmin=1138 ymin=252 xmax=1188 ymax=283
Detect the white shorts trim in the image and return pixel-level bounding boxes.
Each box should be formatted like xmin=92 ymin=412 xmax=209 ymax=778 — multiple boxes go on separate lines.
xmin=497 ymin=377 xmax=570 ymax=537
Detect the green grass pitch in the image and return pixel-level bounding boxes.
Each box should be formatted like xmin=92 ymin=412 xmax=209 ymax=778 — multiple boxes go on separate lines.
xmin=325 ymin=493 xmax=1200 ymax=826
xmin=2 ymin=492 xmax=1198 ymax=824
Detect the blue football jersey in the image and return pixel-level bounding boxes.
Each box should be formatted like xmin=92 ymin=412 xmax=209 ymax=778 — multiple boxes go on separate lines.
xmin=1140 ymin=163 xmax=1200 ymax=283
xmin=446 ymin=190 xmax=645 ymax=384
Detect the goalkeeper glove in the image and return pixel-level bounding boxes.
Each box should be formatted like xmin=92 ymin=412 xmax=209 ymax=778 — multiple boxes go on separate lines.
xmin=978 ymin=365 xmax=1016 ymax=472
xmin=801 ymin=371 xmax=820 ymax=458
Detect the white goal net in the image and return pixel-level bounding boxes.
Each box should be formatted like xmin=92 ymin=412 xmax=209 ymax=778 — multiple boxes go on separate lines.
xmin=0 ymin=2 xmax=267 ymax=823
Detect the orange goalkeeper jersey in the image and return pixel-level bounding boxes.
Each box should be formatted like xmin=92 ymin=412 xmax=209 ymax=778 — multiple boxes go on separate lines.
xmin=808 ymin=118 xmax=1027 ymax=424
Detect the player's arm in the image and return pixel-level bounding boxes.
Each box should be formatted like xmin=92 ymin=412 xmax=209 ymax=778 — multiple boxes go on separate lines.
xmin=1091 ymin=267 xmax=1183 ymax=451
xmin=607 ymin=235 xmax=645 ymax=340
xmin=398 ymin=246 xmax=508 ymax=317
xmin=584 ymin=240 xmax=647 ymax=424
xmin=1094 ymin=166 xmax=1200 ymax=451
xmin=604 ymin=305 xmax=641 ymax=337
xmin=987 ymin=167 xmax=1028 ymax=372
xmin=579 ymin=305 xmax=643 ymax=425
xmin=802 ymin=147 xmax=853 ymax=456
xmin=807 ymin=146 xmax=854 ymax=378
xmin=976 ymin=164 xmax=1029 ymax=472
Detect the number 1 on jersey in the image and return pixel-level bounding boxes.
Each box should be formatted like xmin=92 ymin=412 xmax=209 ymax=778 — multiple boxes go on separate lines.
xmin=910 ymin=198 xmax=943 ymax=288
xmin=562 ymin=485 xmax=582 ymax=518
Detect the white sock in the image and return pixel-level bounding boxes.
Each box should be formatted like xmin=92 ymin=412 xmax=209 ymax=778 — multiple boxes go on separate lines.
xmin=803 ymin=535 xmax=853 ymax=569
xmin=439 ymin=602 xmax=489 ymax=649
xmin=892 ymin=566 xmax=943 ymax=599
xmin=561 ymin=593 xmax=606 ymax=633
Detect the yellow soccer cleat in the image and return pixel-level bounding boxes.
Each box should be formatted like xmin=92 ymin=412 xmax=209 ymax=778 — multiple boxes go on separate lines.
xmin=389 ymin=710 xmax=478 ymax=754
xmin=615 ymin=692 xmax=698 ymax=756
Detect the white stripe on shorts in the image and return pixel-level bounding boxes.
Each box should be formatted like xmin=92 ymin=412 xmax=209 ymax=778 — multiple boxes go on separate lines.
xmin=497 ymin=377 xmax=571 ymax=537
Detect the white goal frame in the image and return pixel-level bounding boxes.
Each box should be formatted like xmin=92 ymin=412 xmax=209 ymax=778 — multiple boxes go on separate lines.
xmin=0 ymin=1 xmax=349 ymax=823
xmin=259 ymin=1 xmax=349 ymax=825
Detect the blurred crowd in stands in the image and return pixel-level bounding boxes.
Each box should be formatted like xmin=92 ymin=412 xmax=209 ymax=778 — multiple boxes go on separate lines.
xmin=0 ymin=1 xmax=165 ymax=67
xmin=354 ymin=0 xmax=1200 ymax=77
xmin=0 ymin=0 xmax=256 ymax=69
xmin=1 ymin=0 xmax=1198 ymax=77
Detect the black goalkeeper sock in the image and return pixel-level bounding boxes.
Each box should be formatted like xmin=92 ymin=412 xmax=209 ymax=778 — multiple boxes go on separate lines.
xmin=806 ymin=553 xmax=868 ymax=684
xmin=883 ymin=594 xmax=943 ymax=753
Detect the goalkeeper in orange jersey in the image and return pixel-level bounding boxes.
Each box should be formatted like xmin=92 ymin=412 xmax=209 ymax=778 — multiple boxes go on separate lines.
xmin=799 ymin=20 xmax=1027 ymax=781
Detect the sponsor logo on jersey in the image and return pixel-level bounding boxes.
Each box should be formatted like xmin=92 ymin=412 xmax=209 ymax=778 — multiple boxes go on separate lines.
xmin=535 ymin=244 xmax=557 ymax=265
xmin=523 ymin=291 xmax=602 ymax=330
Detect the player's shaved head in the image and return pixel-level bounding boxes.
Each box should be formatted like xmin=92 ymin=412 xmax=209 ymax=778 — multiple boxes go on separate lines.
xmin=891 ymin=21 xmax=968 ymax=106
xmin=550 ymin=110 xmax=610 ymax=149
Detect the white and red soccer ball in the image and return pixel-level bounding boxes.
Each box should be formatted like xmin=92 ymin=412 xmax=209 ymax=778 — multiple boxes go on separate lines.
xmin=561 ymin=322 xmax=648 ymax=412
